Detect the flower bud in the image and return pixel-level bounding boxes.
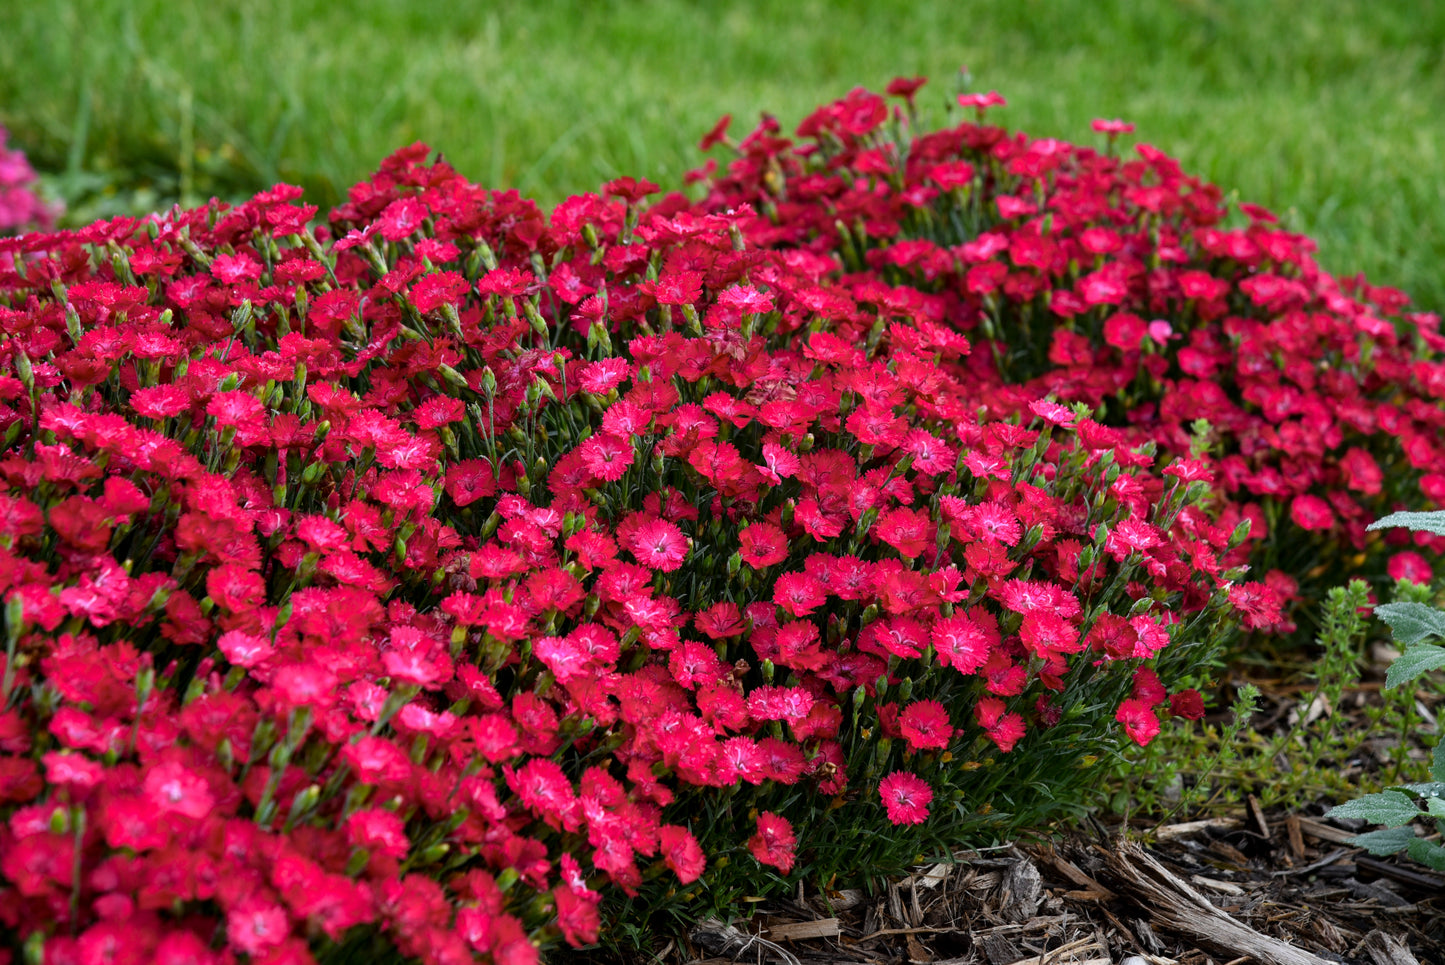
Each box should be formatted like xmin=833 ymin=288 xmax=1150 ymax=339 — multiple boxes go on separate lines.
xmin=438 ymin=364 xmax=469 ymax=391
xmin=286 ymin=785 xmax=321 ymax=830
xmin=231 ymin=300 xmax=254 ymax=336
xmin=523 ymin=299 xmax=549 ymax=337
xmin=6 ymin=591 xmax=25 ymax=638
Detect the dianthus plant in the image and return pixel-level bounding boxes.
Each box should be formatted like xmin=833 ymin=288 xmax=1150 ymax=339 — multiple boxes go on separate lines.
xmin=0 ymin=131 xmax=1240 ymax=962
xmin=690 ymin=81 xmax=1445 ymax=642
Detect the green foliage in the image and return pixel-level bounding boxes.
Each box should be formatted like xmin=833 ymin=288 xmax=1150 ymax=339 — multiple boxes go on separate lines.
xmin=1325 ymin=511 xmax=1445 ymax=873
xmin=1120 ymin=577 xmax=1435 ymax=818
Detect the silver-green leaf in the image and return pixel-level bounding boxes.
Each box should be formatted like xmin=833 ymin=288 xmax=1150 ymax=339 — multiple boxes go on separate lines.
xmin=1325 ymin=790 xmax=1420 ymax=828
xmin=1376 ymin=603 xmax=1445 ymax=646
xmin=1368 ymin=511 xmax=1445 ymax=536
xmin=1350 ymin=827 xmax=1417 ymax=855
xmin=1385 ymin=643 xmax=1445 ymax=689
xmin=1406 ymin=837 xmax=1445 ymax=873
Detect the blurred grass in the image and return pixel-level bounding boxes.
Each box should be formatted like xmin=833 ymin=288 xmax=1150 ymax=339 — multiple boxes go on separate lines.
xmin=2 ymin=0 xmax=1444 ymax=307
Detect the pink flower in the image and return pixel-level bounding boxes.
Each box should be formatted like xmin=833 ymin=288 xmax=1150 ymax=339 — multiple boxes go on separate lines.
xmin=957 ymin=90 xmax=1006 ymax=113
xmin=377 ymin=196 xmax=429 ymax=240
xmin=579 ymin=358 xmax=631 ymax=394
xmin=748 ymin=812 xmax=796 ymax=874
xmin=579 ymin=434 xmax=634 ymax=482
xmin=1103 ymin=313 xmax=1147 ymax=351
xmin=1091 ymin=118 xmax=1135 ymax=135
xmin=975 ymin=697 xmax=1027 ymax=752
xmin=345 ymin=808 xmax=410 ymax=859
xmin=211 ymin=253 xmax=263 ymax=284
xmin=874 ymin=506 xmax=932 ymax=559
xmin=1169 ymin=690 xmax=1205 ymax=720
xmin=1289 ymin=494 xmax=1335 ymax=532
xmin=738 ymin=521 xmax=788 ymax=568
xmin=226 ymin=895 xmax=290 ymax=955
xmin=878 ymin=771 xmax=933 ymax=825
xmin=1388 ymin=551 xmax=1432 ymax=584
xmin=658 ymin=824 xmax=706 ymax=883
xmin=1116 ymin=697 xmax=1162 ymax=746
xmin=624 ymin=517 xmax=689 ymax=571
xmin=898 ymin=699 xmax=953 ymax=751
xmin=773 ymin=571 xmax=828 ymax=617
xmin=217 ymin=629 xmax=273 ymax=668
xmin=931 ymin=615 xmax=993 ymax=673
xmin=554 ymin=883 xmax=602 ymax=947
xmin=143 ymin=760 xmax=215 ymax=820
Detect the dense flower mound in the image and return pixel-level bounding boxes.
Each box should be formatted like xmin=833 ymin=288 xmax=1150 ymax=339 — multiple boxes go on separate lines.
xmin=0 ymin=126 xmax=60 ymax=237
xmin=0 ymin=131 xmax=1245 ymax=962
xmin=686 ymin=82 xmax=1445 ymax=632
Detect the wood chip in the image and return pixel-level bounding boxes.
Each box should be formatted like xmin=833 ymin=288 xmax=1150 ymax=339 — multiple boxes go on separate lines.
xmin=1356 ymin=928 xmax=1422 ymax=965
xmin=1001 ymin=858 xmax=1043 ymax=922
xmin=1152 ymin=816 xmax=1242 ymax=841
xmin=766 ymin=918 xmax=841 ymax=942
xmin=1003 ymin=935 xmax=1111 ymax=964
xmin=689 ymin=918 xmax=802 ymax=965
xmin=1293 ymin=816 xmax=1359 ymax=845
xmin=1285 ymin=813 xmax=1306 ymax=859
xmin=1246 ymin=794 xmax=1270 ymax=838
xmin=1188 ymin=874 xmax=1246 ymax=895
xmin=1099 ymin=840 xmax=1336 ymax=965
xmin=906 ymin=862 xmax=952 ymax=891
xmin=1043 ymin=851 xmax=1117 ymax=900
xmin=1062 ymin=889 xmax=1113 ymax=902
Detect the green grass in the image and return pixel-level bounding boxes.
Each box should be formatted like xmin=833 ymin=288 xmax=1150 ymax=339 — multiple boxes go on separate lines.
xmin=4 ymin=0 xmax=1445 ymax=308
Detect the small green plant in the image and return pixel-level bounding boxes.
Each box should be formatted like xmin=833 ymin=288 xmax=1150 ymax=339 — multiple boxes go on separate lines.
xmin=1325 ymin=511 xmax=1445 ymax=872
xmin=1118 ymin=581 xmax=1381 ymax=819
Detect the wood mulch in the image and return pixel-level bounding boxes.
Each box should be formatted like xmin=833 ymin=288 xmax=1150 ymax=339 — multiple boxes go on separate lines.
xmin=668 ymin=807 xmax=1443 ymax=965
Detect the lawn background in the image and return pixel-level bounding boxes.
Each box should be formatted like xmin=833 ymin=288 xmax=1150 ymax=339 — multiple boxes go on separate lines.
xmin=4 ymin=0 xmax=1444 ymax=308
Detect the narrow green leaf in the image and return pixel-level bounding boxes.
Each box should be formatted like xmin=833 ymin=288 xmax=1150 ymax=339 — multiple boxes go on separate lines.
xmin=1434 ymin=742 xmax=1445 ymax=785
xmin=1368 ymin=511 xmax=1445 ymax=536
xmin=1385 ymin=643 xmax=1445 ymax=689
xmin=1351 ymin=826 xmax=1417 ymax=855
xmin=1406 ymin=838 xmax=1445 ymax=873
xmin=1325 ymin=790 xmax=1420 ymax=827
xmin=1375 ymin=603 xmax=1445 ymax=646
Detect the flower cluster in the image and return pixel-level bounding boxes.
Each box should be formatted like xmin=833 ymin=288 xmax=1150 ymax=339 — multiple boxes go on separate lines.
xmin=689 ymin=82 xmax=1445 ymax=632
xmin=0 ymin=81 xmax=1378 ymax=963
xmin=0 ymin=126 xmax=59 ymax=236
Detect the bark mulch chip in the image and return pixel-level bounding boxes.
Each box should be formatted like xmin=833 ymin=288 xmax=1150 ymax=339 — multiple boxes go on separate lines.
xmin=672 ymin=809 xmax=1444 ymax=965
